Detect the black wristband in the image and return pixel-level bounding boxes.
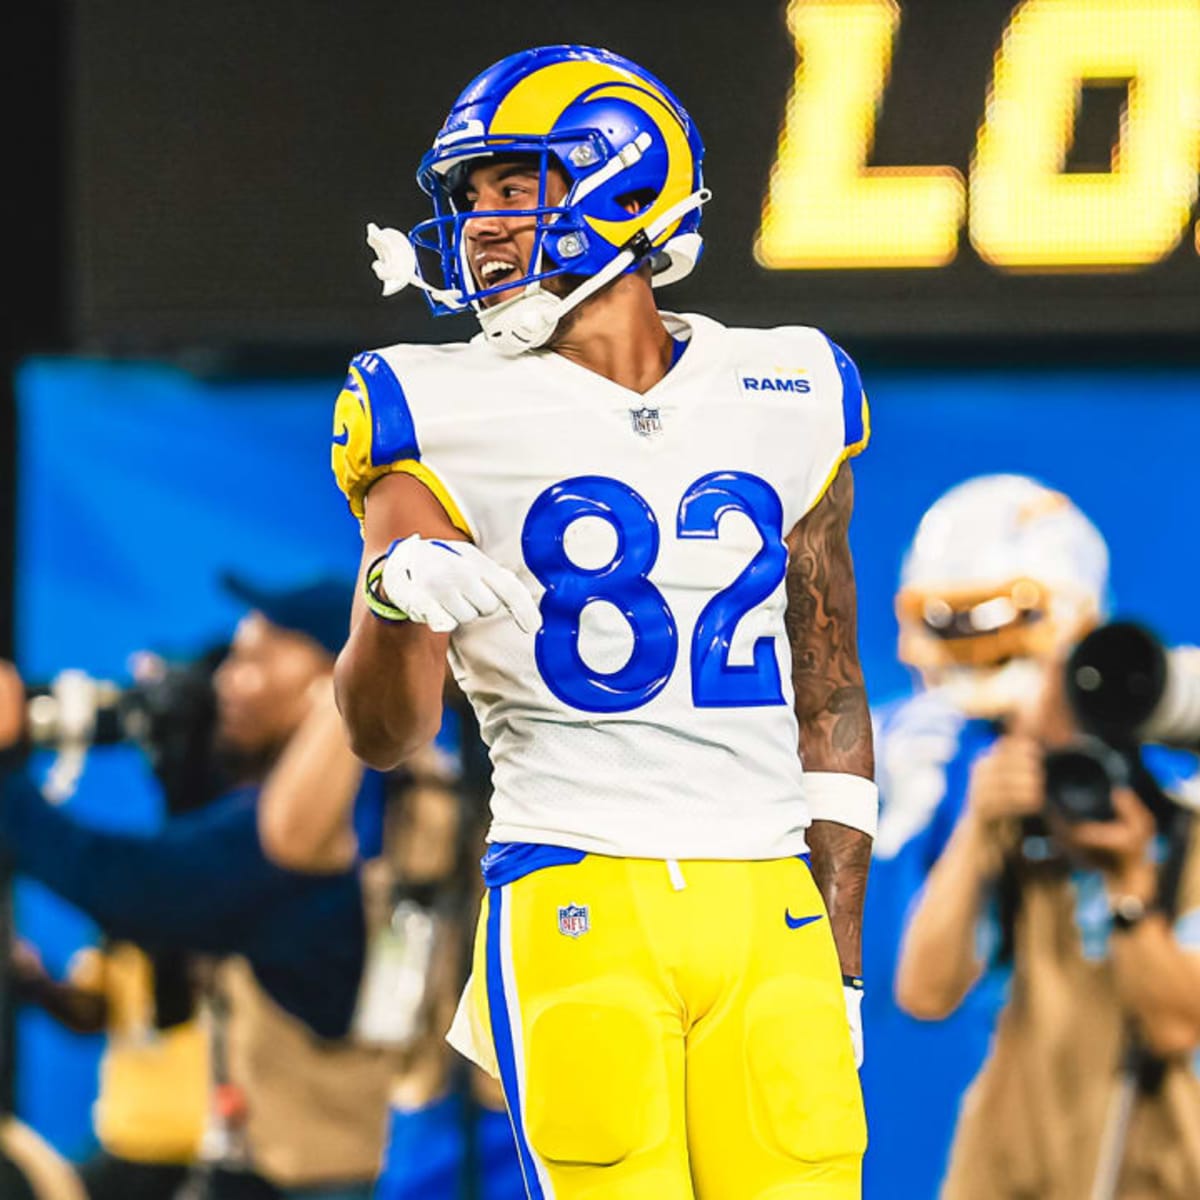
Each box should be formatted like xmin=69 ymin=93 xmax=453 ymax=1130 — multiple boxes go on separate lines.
xmin=363 ymin=548 xmax=409 ymax=624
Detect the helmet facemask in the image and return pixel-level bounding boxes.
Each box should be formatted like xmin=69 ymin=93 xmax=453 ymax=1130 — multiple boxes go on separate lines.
xmin=413 ymin=137 xmax=596 ymax=314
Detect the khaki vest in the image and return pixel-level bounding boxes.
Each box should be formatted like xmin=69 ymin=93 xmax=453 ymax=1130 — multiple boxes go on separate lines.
xmin=220 ymin=958 xmax=395 ymax=1187
xmin=942 ymin=842 xmax=1200 ymax=1200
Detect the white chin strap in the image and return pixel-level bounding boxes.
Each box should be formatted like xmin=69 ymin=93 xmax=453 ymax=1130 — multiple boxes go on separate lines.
xmin=365 ymin=189 xmax=711 ymax=356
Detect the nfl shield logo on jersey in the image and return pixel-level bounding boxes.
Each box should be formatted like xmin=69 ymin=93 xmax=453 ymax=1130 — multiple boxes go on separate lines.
xmin=558 ymin=904 xmax=590 ymax=938
xmin=629 ymin=406 xmax=663 ymax=437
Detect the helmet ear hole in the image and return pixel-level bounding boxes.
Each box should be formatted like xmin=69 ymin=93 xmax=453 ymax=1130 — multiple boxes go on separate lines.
xmin=614 ymin=189 xmax=655 ymax=216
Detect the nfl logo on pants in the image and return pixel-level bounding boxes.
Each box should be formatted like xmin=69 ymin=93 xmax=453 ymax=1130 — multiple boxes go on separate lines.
xmin=558 ymin=904 xmax=590 ymax=938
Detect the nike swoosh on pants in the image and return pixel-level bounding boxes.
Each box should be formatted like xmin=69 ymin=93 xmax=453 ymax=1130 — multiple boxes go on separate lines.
xmin=785 ymin=911 xmax=823 ymax=930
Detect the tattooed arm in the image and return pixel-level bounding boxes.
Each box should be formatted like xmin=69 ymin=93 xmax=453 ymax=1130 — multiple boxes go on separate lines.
xmin=785 ymin=461 xmax=874 ymax=976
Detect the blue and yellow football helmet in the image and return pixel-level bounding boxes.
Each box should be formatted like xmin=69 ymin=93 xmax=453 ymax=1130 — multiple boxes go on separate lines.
xmin=367 ymin=45 xmax=709 ymax=355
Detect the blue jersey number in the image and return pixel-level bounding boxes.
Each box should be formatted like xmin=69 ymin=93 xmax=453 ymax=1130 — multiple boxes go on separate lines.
xmin=521 ymin=473 xmax=788 ymax=713
xmin=678 ymin=472 xmax=787 ymax=708
xmin=522 ymin=477 xmax=678 ymax=713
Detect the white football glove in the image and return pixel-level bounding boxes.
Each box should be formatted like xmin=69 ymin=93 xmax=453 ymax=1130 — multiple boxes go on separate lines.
xmin=844 ymin=982 xmax=864 ymax=1069
xmin=379 ymin=535 xmax=541 ymax=635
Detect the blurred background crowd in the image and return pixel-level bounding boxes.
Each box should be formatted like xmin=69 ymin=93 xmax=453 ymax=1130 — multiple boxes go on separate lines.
xmin=4 ymin=1 xmax=1200 ymax=1197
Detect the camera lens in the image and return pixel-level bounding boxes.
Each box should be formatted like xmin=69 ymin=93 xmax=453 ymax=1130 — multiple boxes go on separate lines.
xmin=1067 ymin=622 xmax=1166 ymax=736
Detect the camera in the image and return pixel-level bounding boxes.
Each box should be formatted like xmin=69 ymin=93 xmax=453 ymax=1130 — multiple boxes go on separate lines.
xmin=27 ymin=659 xmax=215 ymax=753
xmin=1041 ymin=622 xmax=1200 ymax=826
xmin=27 ymin=673 xmax=141 ymax=749
xmin=26 ymin=650 xmax=224 ymax=813
xmin=1043 ymin=738 xmax=1128 ymax=824
xmin=1066 ymin=621 xmax=1200 ymax=748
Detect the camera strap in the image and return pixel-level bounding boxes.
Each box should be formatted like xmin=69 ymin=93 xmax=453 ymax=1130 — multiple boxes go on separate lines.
xmin=1088 ymin=770 xmax=1198 ymax=1200
xmin=1143 ymin=784 xmax=1191 ymax=1104
xmin=1152 ymin=799 xmax=1194 ymax=924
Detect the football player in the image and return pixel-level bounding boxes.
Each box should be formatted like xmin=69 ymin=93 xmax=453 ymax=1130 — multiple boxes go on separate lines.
xmin=332 ymin=46 xmax=873 ymax=1198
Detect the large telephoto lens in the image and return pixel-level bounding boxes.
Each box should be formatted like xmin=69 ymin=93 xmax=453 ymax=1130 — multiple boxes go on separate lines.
xmin=1067 ymin=622 xmax=1166 ymax=738
xmin=1068 ymin=622 xmax=1200 ymax=747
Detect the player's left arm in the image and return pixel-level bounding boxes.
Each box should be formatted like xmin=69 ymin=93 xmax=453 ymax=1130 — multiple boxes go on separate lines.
xmin=785 ymin=460 xmax=875 ymax=977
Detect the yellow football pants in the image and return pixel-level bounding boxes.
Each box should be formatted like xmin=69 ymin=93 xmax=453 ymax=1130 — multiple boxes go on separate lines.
xmin=467 ymin=854 xmax=866 ymax=1199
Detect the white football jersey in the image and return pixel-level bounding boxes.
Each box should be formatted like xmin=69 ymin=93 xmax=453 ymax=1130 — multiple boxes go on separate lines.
xmin=333 ymin=312 xmax=869 ymax=859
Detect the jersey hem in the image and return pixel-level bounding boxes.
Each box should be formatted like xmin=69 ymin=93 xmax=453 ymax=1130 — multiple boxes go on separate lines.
xmin=484 ymin=822 xmax=810 ymax=861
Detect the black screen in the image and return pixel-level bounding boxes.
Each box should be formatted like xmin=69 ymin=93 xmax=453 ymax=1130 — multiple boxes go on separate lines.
xmin=71 ymin=0 xmax=1200 ymax=348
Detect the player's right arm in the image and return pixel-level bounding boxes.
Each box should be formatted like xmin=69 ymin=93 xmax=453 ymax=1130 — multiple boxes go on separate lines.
xmin=334 ymin=471 xmax=459 ymax=770
xmin=330 ymin=352 xmax=538 ymax=769
xmin=895 ymin=736 xmax=1043 ymax=1019
xmin=329 ymin=351 xmax=471 ymax=769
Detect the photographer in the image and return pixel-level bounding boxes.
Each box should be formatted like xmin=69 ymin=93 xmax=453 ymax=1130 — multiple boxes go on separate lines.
xmin=263 ymin=679 xmax=526 ymax=1199
xmin=0 ymin=579 xmax=396 ymax=1200
xmin=889 ymin=479 xmax=1200 ymax=1198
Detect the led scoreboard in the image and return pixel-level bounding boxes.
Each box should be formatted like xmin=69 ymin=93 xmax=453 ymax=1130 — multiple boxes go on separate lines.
xmin=723 ymin=0 xmax=1200 ymax=339
xmin=72 ymin=0 xmax=1200 ymax=346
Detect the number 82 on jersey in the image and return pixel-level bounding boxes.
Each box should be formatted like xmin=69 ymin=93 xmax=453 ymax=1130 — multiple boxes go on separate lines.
xmin=521 ymin=470 xmax=789 ymax=714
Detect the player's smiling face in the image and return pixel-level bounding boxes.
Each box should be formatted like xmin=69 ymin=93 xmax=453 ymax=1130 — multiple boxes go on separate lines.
xmin=460 ymin=157 xmax=570 ymax=307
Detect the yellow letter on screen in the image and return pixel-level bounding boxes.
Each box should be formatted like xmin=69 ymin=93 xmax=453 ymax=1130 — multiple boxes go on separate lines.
xmin=756 ymin=0 xmax=965 ymax=270
xmin=970 ymin=0 xmax=1200 ymax=270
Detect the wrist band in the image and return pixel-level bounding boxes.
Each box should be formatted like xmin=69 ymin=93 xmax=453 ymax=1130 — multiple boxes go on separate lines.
xmin=804 ymin=772 xmax=879 ymax=838
xmin=842 ymin=974 xmax=864 ymax=991
xmin=363 ymin=549 xmax=409 ymax=624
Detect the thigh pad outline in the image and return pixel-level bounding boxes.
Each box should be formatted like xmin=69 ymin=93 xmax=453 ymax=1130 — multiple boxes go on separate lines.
xmin=523 ymin=988 xmax=672 ymax=1167
xmin=743 ymin=977 xmax=867 ymax=1166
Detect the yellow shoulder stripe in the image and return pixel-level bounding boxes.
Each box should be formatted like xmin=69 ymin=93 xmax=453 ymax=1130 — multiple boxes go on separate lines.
xmin=806 ymin=393 xmax=871 ymax=516
xmin=358 ymin=459 xmax=474 ymax=539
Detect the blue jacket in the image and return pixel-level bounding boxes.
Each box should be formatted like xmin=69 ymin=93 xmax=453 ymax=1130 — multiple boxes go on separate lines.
xmin=0 ymin=768 xmax=365 ymax=1040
